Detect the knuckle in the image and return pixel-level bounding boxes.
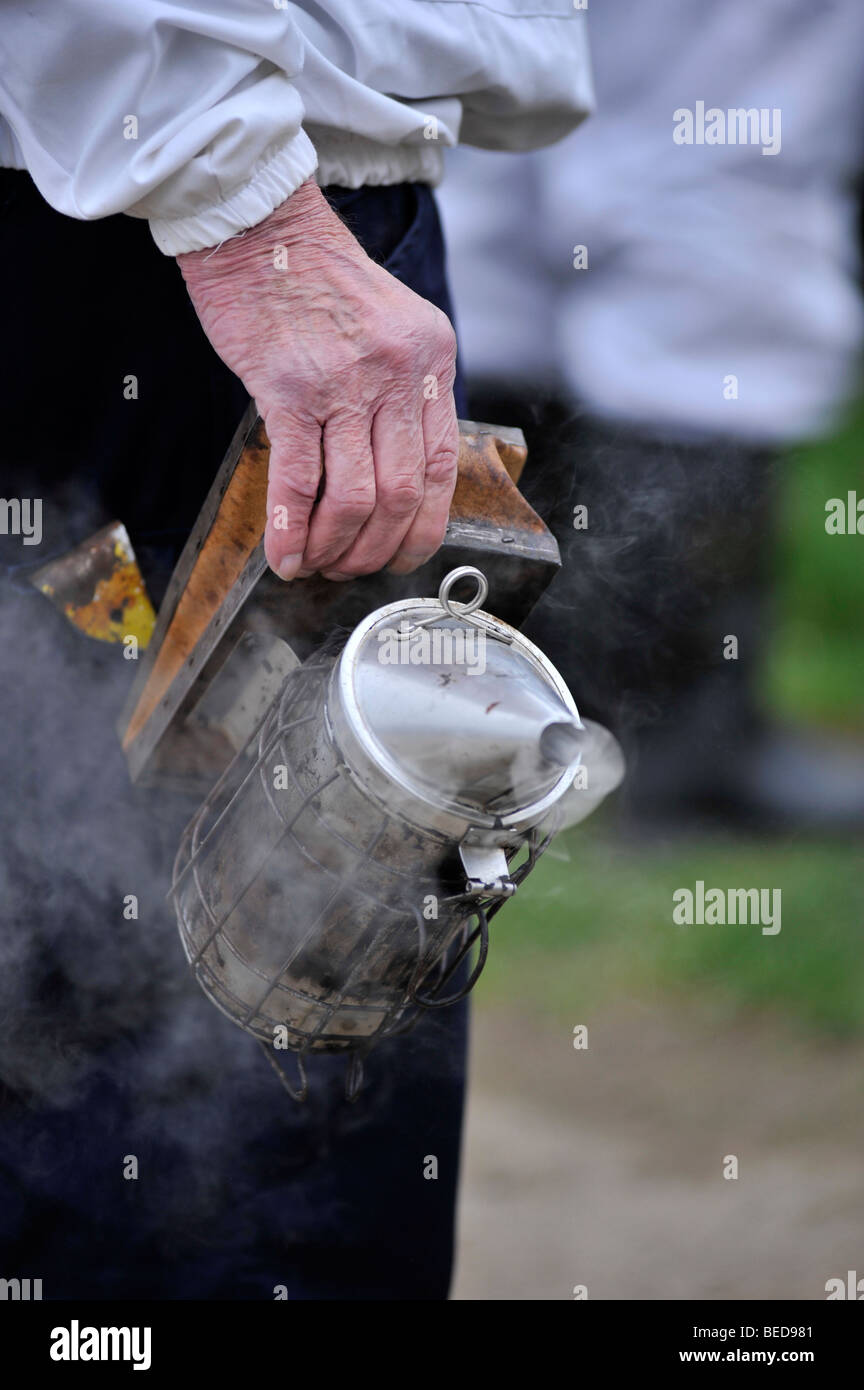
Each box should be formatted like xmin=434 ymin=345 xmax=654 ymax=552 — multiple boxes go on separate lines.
xmin=421 ymin=304 xmax=457 ymax=357
xmin=384 ymin=306 xmax=455 ymax=368
xmin=379 ymin=475 xmax=424 ymax=516
xmin=272 ymin=473 xmax=320 ymax=505
xmin=328 ymin=485 xmax=376 ymax=524
xmin=425 ymin=441 xmax=459 ymax=484
xmin=433 ymin=314 xmax=458 ymax=358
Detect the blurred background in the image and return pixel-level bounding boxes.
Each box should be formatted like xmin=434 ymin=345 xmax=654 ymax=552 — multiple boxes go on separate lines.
xmin=439 ymin=0 xmax=864 ymax=1300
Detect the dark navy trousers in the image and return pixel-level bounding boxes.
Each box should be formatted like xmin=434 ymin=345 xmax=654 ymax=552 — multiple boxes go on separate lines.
xmin=0 ymin=173 xmax=468 ymax=1300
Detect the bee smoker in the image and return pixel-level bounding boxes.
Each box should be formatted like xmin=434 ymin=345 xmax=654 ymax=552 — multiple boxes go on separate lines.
xmin=109 ymin=411 xmax=623 ymax=1099
xmin=171 ymin=566 xmax=624 ymax=1099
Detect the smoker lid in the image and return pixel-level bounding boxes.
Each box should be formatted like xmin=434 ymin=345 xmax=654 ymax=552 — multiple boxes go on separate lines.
xmin=332 ymin=581 xmax=583 ymax=824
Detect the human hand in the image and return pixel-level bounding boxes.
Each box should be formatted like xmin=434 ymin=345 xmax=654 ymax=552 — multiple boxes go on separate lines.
xmin=178 ymin=179 xmax=459 ymax=580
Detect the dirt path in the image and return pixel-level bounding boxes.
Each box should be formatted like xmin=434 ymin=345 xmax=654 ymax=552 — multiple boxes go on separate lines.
xmin=451 ymin=1001 xmax=864 ymax=1300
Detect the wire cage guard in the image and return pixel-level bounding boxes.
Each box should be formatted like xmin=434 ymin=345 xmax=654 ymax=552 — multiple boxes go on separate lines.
xmin=172 ymin=654 xmax=549 ymax=1102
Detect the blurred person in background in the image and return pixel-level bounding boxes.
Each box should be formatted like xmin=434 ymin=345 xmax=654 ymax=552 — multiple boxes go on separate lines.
xmin=440 ymin=0 xmax=864 ymax=833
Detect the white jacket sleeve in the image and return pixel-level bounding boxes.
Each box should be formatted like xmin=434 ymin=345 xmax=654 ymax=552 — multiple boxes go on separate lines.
xmin=0 ymin=1 xmax=319 ymax=255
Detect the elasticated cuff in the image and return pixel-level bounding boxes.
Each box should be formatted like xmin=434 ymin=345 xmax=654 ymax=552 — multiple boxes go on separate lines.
xmin=148 ymin=130 xmax=319 ymax=256
xmin=309 ymin=127 xmax=446 ymax=191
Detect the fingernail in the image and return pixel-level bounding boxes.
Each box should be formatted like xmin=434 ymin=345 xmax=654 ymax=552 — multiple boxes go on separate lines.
xmin=296 ymin=568 xmax=313 ymax=579
xmin=277 ymin=554 xmax=303 ymax=581
xmin=321 ymin=571 xmax=353 ymax=583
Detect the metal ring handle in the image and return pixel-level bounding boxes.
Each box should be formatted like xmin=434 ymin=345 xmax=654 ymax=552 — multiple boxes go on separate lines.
xmin=397 ymin=566 xmax=492 ymax=641
xmin=438 ymin=566 xmax=488 ymax=620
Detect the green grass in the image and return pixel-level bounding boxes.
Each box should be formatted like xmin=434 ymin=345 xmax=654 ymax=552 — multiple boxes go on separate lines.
xmin=480 ymin=827 xmax=864 ymax=1035
xmin=765 ymin=398 xmax=864 ymax=727
xmin=482 ymin=402 xmax=864 ymax=1034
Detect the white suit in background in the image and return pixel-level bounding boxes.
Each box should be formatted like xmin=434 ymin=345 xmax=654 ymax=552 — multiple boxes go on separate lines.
xmin=439 ymin=0 xmax=864 ymax=444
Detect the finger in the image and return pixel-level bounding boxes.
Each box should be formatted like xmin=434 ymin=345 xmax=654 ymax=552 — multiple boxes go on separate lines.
xmin=302 ymin=412 xmax=376 ymax=573
xmin=321 ymin=398 xmax=425 ymax=579
xmin=387 ymin=386 xmax=459 ymax=575
xmin=264 ymin=412 xmax=324 ymax=580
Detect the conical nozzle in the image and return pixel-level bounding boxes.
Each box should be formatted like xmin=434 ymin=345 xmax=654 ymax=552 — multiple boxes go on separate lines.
xmin=539 ymin=720 xmax=586 ymax=769
xmin=538 ymin=718 xmax=626 ymax=831
xmin=346 ymin=624 xmax=583 ymax=815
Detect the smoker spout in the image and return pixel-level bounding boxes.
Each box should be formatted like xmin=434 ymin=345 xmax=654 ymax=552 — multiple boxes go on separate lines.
xmin=539 ymin=720 xmax=585 ymax=769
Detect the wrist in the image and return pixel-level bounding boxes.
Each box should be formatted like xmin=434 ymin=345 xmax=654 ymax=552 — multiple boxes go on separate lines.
xmin=177 ymin=179 xmax=354 ymax=287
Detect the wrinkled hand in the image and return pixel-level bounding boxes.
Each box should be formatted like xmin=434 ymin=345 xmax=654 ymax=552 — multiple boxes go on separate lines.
xmin=178 ymin=179 xmax=459 ymax=580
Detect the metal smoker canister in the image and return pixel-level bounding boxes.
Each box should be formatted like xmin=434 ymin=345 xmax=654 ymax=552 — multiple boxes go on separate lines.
xmin=172 ymin=568 xmax=623 ymax=1097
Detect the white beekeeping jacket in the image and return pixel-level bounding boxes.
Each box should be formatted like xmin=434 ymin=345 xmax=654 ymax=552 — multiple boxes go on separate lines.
xmin=439 ymin=0 xmax=864 ymax=443
xmin=0 ymin=0 xmax=593 ymax=255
